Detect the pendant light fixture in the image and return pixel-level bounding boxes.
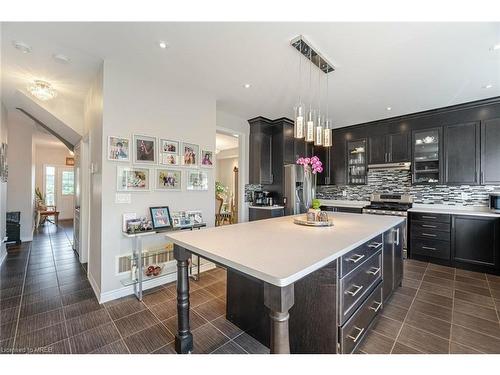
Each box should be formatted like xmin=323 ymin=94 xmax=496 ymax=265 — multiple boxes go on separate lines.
xmin=323 ymin=67 xmax=333 ymax=147
xmin=305 ymin=47 xmax=315 ymax=143
xmin=294 ymin=40 xmax=304 ymax=139
xmin=314 ymin=62 xmax=323 ymax=146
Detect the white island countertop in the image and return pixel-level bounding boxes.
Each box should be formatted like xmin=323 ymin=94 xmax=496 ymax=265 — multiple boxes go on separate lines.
xmin=409 ymin=204 xmax=500 ymax=218
xmin=166 ymin=213 xmax=404 ymax=287
xmin=318 ymin=199 xmax=370 ymax=209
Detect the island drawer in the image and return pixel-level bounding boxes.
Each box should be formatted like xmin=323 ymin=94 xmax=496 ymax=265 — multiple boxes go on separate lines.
xmin=340 ymin=282 xmax=383 ymax=354
xmin=412 ymin=227 xmax=450 ymax=242
xmin=411 ymin=220 xmax=450 ymax=232
xmin=340 ymin=234 xmax=383 ymax=277
xmin=411 ymin=238 xmax=450 ymax=260
xmin=339 ymin=251 xmax=382 ymax=324
xmin=411 ymin=212 xmax=451 ymax=223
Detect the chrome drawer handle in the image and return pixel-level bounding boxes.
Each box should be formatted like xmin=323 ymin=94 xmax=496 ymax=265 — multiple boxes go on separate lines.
xmin=368 ymin=242 xmax=382 ymax=249
xmin=422 ymin=233 xmax=436 ymax=237
xmin=347 ymin=326 xmax=365 ymax=343
xmin=421 ymin=224 xmax=437 ymax=228
xmin=369 ymin=301 xmax=382 ymax=313
xmin=366 ymin=267 xmax=381 ymax=276
xmin=422 ymin=215 xmax=436 ymax=219
xmin=347 ymin=254 xmax=365 ymax=263
xmin=422 ymin=246 xmax=437 ymax=251
xmin=345 ymin=284 xmax=363 ymax=297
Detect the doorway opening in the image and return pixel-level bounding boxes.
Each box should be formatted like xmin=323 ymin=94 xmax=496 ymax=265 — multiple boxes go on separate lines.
xmin=215 ymin=131 xmax=239 ymax=226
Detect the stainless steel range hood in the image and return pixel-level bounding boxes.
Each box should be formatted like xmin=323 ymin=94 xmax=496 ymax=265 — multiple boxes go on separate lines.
xmin=368 ymin=162 xmax=411 ymax=171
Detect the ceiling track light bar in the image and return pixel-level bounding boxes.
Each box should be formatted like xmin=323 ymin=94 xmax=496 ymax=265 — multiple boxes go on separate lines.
xmin=290 ymin=35 xmax=335 ymax=74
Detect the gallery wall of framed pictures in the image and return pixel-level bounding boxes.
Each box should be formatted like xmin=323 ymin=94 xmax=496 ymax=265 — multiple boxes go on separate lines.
xmin=107 ymin=134 xmax=213 ymax=193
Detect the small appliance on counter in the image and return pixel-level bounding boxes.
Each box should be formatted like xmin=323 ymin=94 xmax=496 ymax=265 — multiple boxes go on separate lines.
xmin=252 ymin=190 xmax=275 ymax=206
xmin=489 ymin=193 xmax=500 ymax=213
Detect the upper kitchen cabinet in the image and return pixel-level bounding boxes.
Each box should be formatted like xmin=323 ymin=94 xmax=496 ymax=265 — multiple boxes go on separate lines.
xmin=313 ymin=145 xmax=331 ymax=185
xmin=481 ymin=117 xmax=500 ymax=184
xmin=331 ymin=130 xmax=347 ymax=185
xmin=347 ymin=138 xmax=367 ymax=185
xmin=443 ymin=121 xmax=480 ymax=185
xmin=248 ymin=117 xmax=274 ymax=185
xmin=412 ymin=127 xmax=441 ymax=184
xmin=368 ymin=134 xmax=386 ymax=164
xmin=368 ymin=131 xmax=409 ymax=165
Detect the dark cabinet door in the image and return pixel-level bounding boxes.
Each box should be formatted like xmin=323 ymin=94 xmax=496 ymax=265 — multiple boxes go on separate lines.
xmin=387 ymin=133 xmax=409 ymax=163
xmin=481 ymin=118 xmax=500 ymax=184
xmin=393 ymin=223 xmax=404 ymax=286
xmin=452 ymin=215 xmax=499 ymax=269
xmin=382 ymin=228 xmax=395 ymax=302
xmin=249 ymin=130 xmax=273 ymax=185
xmin=260 ymin=132 xmax=273 ymax=184
xmin=443 ymin=122 xmax=480 ymax=185
xmin=368 ymin=134 xmax=386 ymax=164
xmin=331 ymin=131 xmax=347 ymax=185
xmin=313 ymin=146 xmax=331 ymax=185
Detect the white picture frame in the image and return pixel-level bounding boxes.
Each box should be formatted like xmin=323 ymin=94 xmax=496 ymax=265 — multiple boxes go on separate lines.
xmin=116 ymin=166 xmax=150 ymax=191
xmin=159 ymin=139 xmax=179 ymax=155
xmin=200 ymin=149 xmax=214 ymax=168
xmin=133 ymin=134 xmax=157 ymax=164
xmin=155 ymin=168 xmax=182 ymax=191
xmin=108 ymin=136 xmax=130 ymax=162
xmin=186 ymin=169 xmax=208 ymax=191
xmin=181 ymin=142 xmax=199 ymax=166
xmin=159 ymin=153 xmax=180 ymax=166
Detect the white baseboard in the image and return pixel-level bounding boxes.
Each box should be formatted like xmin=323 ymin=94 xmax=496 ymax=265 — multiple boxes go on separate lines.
xmin=21 ymin=235 xmax=33 ymax=242
xmin=98 ymin=262 xmax=216 ymax=304
xmin=87 ymin=271 xmax=101 ymax=302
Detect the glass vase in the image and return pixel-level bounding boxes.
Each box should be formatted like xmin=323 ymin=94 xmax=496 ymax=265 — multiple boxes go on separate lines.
xmin=303 ymin=165 xmax=317 ymax=209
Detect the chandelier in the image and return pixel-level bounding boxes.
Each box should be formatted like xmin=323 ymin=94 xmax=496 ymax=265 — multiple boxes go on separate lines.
xmin=291 ymin=36 xmax=334 ymax=147
xmin=28 ymin=80 xmax=57 ymax=101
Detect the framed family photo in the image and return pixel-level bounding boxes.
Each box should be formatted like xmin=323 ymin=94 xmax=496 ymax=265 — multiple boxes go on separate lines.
xmin=160 ymin=153 xmax=179 ymax=166
xmin=116 ymin=166 xmax=150 ymax=191
xmin=108 ymin=136 xmax=130 ymax=161
xmin=181 ymin=142 xmax=199 ymax=166
xmin=156 ymin=168 xmax=182 ymax=191
xmin=160 ymin=139 xmax=179 ymax=154
xmin=149 ymin=206 xmax=172 ymax=230
xmin=200 ymin=149 xmax=214 ymax=167
xmin=133 ymin=134 xmax=157 ymax=164
xmin=186 ymin=169 xmax=208 ymax=191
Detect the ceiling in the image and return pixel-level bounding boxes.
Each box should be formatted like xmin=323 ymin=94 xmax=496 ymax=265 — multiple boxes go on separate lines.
xmin=216 ymin=132 xmax=239 ymax=152
xmin=2 ymin=22 xmax=500 ymax=128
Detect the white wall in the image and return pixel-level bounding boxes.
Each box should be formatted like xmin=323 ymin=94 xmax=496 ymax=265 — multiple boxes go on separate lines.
xmin=34 ymin=144 xmax=72 ymax=193
xmin=6 ymin=111 xmax=34 ymax=241
xmin=84 ymin=65 xmax=104 ymax=294
xmin=98 ymin=61 xmax=216 ymax=296
xmin=0 ymin=101 xmax=7 ymax=263
xmin=216 ymin=110 xmax=250 ymax=222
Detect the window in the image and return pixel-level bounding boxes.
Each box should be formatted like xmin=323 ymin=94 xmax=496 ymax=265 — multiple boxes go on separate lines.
xmin=61 ymin=171 xmax=75 ymax=195
xmin=45 ymin=166 xmax=55 ymax=205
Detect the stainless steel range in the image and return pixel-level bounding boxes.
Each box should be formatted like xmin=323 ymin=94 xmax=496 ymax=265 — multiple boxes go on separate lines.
xmin=362 ymin=193 xmax=413 ymax=255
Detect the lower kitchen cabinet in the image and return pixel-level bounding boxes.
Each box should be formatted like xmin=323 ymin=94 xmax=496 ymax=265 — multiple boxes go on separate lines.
xmin=249 ymin=207 xmax=284 ymax=221
xmin=382 ymin=223 xmax=404 ymax=302
xmin=452 ymin=215 xmax=500 ymax=270
xmin=320 ymin=206 xmax=363 ymax=214
xmin=409 ymin=212 xmax=500 ymax=274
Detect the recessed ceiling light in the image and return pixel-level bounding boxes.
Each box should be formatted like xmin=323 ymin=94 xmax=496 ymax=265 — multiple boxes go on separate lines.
xmin=53 ymin=53 xmax=71 ymax=64
xmin=491 ymin=43 xmax=500 ymax=51
xmin=158 ymin=41 xmax=168 ymax=49
xmin=28 ymin=80 xmax=57 ymax=101
xmin=386 ymin=106 xmax=392 ymax=111
xmin=244 ymin=83 xmax=251 ymax=88
xmin=483 ymin=84 xmax=493 ymax=89
xmin=12 ymin=40 xmax=32 ymax=54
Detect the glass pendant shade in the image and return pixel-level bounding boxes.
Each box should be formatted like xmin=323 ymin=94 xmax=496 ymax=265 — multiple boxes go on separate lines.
xmin=323 ymin=119 xmax=332 ymax=147
xmin=314 ymin=113 xmax=323 ymax=146
xmin=294 ymin=104 xmax=305 ymax=138
xmin=305 ymin=110 xmax=315 ymax=143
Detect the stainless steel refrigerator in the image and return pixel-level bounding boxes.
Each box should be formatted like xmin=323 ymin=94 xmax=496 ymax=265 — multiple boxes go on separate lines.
xmin=284 ymin=164 xmax=307 ymax=216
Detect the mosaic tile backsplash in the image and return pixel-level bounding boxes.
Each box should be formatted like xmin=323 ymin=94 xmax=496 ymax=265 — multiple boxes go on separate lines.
xmin=316 ymin=169 xmax=500 ymax=207
xmin=244 ymin=184 xmax=263 ymax=202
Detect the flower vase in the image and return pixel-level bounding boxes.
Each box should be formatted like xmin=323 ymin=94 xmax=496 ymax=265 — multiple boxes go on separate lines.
xmin=303 ymin=165 xmax=317 ymax=210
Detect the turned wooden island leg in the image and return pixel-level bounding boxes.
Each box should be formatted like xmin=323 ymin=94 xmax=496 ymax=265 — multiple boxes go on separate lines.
xmin=264 ymin=283 xmax=294 ymax=354
xmin=174 ymin=245 xmax=193 ymax=354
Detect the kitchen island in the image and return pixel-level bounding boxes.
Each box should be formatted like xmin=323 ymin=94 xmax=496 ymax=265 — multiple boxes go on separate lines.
xmin=166 ymin=213 xmax=405 ymax=354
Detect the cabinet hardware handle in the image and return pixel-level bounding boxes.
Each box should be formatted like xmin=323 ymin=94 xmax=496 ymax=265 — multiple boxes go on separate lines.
xmin=347 ymin=326 xmax=365 ymax=343
xmin=369 ymin=301 xmax=382 ymax=313
xmin=421 ymin=215 xmax=436 ymax=219
xmin=347 ymin=254 xmax=365 ymax=263
xmin=393 ymin=228 xmax=400 ymax=245
xmin=368 ymin=242 xmax=382 ymax=249
xmin=367 ymin=267 xmax=381 ymax=276
xmin=422 ymin=246 xmax=437 ymax=251
xmin=481 ymin=171 xmax=484 ymax=184
xmin=422 ymin=233 xmax=436 ymax=237
xmin=421 ymin=224 xmax=437 ymax=228
xmin=346 ymin=284 xmax=364 ymax=297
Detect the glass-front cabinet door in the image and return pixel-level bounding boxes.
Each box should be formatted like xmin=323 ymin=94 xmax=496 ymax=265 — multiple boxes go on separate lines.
xmin=413 ymin=128 xmax=441 ymax=184
xmin=347 ymin=139 xmax=367 ymax=185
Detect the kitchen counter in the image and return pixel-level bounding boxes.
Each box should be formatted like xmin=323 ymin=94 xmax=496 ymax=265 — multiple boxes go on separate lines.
xmin=409 ymin=204 xmax=500 ymax=218
xmin=318 ymin=199 xmax=370 ymax=209
xmin=249 ymin=205 xmax=285 ymax=210
xmin=167 ymin=213 xmax=403 ymax=287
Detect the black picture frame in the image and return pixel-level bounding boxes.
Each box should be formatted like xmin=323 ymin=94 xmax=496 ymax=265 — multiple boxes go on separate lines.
xmin=149 ymin=206 xmax=172 ymax=230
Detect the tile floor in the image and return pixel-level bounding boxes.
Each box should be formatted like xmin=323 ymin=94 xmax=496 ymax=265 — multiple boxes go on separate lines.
xmin=1 ymin=222 xmax=499 ymax=354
